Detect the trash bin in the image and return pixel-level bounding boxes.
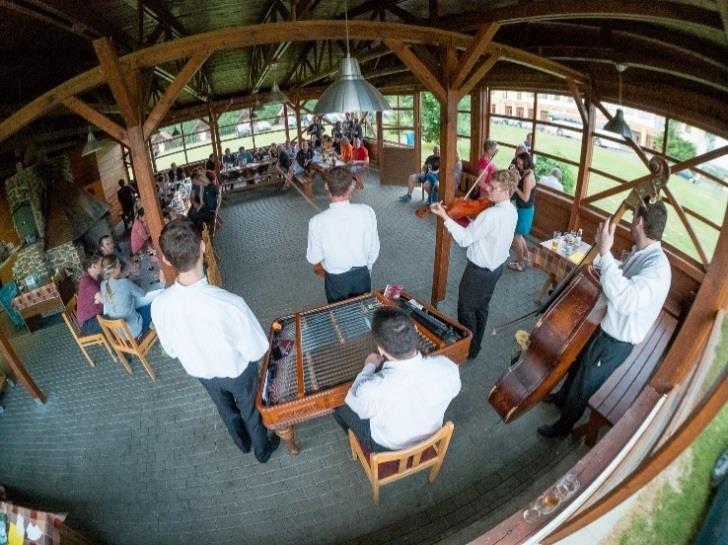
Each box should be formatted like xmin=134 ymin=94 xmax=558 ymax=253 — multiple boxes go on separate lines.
xmin=404 ymin=131 xmax=415 ymax=146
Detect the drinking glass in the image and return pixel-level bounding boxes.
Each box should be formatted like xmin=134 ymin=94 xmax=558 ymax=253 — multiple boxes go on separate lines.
xmin=560 ymin=474 xmax=580 ymax=497
xmin=523 ymin=503 xmax=541 ymax=523
xmin=536 ymin=490 xmax=560 ymax=514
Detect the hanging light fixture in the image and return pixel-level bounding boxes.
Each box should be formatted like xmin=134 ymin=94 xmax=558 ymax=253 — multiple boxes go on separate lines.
xmin=171 ymin=127 xmax=180 ymax=137
xmin=314 ymin=0 xmax=390 ymax=114
xmin=81 ymin=129 xmax=103 ymax=156
xmin=269 ymin=63 xmax=290 ymax=104
xmin=602 ymin=64 xmax=634 ymax=140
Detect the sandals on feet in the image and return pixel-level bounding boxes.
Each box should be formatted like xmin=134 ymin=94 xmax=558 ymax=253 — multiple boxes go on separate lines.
xmin=508 ymin=261 xmax=525 ymax=272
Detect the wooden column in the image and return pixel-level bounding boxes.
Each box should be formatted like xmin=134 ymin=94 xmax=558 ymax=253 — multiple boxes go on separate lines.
xmin=207 ymin=107 xmax=223 ymax=183
xmin=376 ymin=111 xmax=384 ymax=172
xmin=0 ymin=331 xmax=45 ymax=403
xmin=431 ymin=89 xmax=459 ymax=305
xmin=414 ymin=91 xmax=422 ymax=167
xmin=570 ymin=97 xmax=595 ymax=230
xmin=471 ymin=88 xmax=485 ymax=167
xmin=294 ymin=104 xmax=303 ymax=143
xmin=283 ymin=103 xmax=290 ymax=142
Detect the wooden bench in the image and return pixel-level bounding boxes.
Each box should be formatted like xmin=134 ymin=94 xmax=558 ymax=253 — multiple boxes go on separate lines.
xmin=574 ymin=309 xmax=680 ymax=447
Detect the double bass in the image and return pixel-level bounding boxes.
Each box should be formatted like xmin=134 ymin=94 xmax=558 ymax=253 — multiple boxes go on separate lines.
xmin=488 ymin=156 xmax=670 ymax=423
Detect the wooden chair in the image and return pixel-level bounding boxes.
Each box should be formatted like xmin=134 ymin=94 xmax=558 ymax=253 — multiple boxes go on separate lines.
xmin=97 ymin=316 xmax=159 ymax=381
xmin=61 ymin=295 xmax=115 ymax=368
xmin=202 ymin=226 xmax=223 ymax=287
xmin=348 ymin=421 xmax=455 ymax=504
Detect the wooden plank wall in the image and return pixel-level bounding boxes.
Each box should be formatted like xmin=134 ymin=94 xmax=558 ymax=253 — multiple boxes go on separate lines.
xmin=95 ymin=140 xmax=127 ymax=225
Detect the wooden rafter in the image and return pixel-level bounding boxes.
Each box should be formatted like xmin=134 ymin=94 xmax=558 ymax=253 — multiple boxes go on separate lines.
xmin=566 ymin=79 xmax=588 ymax=126
xmin=143 ymin=50 xmax=211 ymax=139
xmin=662 ymin=186 xmax=709 ymax=267
xmin=451 ymin=23 xmax=501 ymax=89
xmin=0 ymin=21 xmax=588 ymax=144
xmin=458 ymin=54 xmax=499 ymax=99
xmin=93 ymin=38 xmax=139 ymax=126
xmin=61 ymin=97 xmax=129 ymax=146
xmin=716 ymin=0 xmax=728 ymax=44
xmin=384 ymin=39 xmax=446 ymax=102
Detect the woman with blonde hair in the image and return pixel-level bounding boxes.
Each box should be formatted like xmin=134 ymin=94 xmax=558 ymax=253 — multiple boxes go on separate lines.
xmin=100 ymin=254 xmax=160 ymax=338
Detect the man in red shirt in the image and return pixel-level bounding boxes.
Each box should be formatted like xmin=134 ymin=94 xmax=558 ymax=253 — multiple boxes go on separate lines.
xmin=76 ymin=254 xmax=104 ymax=334
xmin=350 ymin=137 xmax=369 ymax=189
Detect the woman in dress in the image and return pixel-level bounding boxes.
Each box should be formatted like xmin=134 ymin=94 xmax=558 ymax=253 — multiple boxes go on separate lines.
xmin=509 ymin=151 xmax=536 ymax=272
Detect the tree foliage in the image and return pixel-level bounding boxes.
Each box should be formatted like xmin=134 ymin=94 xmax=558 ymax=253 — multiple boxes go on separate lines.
xmin=655 ymin=122 xmax=696 ymax=161
xmin=421 ymin=92 xmax=441 ymax=143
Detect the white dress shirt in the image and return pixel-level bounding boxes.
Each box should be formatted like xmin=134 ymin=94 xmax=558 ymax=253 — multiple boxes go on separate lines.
xmin=306 ymin=200 xmax=380 ymax=274
xmin=345 ymin=352 xmax=461 ymax=450
xmin=151 ymin=277 xmax=269 ymax=379
xmin=443 ymin=200 xmax=518 ymax=270
xmin=594 ymin=241 xmax=671 ymax=344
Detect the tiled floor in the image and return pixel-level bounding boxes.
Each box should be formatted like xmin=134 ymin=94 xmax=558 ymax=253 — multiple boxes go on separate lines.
xmin=0 ymin=174 xmax=586 ymax=545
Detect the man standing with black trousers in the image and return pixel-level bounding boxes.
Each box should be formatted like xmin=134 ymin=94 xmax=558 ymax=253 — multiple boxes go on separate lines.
xmin=306 ymin=166 xmax=380 ymax=303
xmin=431 ymin=169 xmax=519 ymax=360
xmin=152 ymin=219 xmax=279 ymax=462
xmin=538 ymin=198 xmax=671 ymax=438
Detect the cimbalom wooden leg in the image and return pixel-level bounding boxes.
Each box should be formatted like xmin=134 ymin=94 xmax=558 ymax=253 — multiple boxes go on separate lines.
xmin=277 ymin=426 xmax=300 ymax=455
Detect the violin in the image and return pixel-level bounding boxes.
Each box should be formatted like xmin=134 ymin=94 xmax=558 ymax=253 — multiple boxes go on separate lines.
xmin=415 ymin=197 xmax=492 ymax=219
xmin=487 ymin=156 xmax=671 ymax=423
xmin=415 ymin=165 xmax=491 ymax=219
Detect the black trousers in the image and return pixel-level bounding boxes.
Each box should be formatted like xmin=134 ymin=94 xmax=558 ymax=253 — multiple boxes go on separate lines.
xmin=324 ymin=266 xmax=371 ymax=304
xmin=551 ymin=329 xmax=634 ymax=432
xmin=333 ymin=404 xmax=390 ymax=453
xmin=198 ymin=363 xmax=272 ymax=462
xmin=457 ymin=260 xmax=504 ymax=358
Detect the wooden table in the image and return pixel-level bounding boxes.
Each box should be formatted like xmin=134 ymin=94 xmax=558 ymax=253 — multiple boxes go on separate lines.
xmin=529 ymin=238 xmax=592 ymax=302
xmin=293 ymin=158 xmax=348 ymax=198
xmin=221 ymin=161 xmax=276 ymax=194
xmin=12 ymin=275 xmax=74 ymax=333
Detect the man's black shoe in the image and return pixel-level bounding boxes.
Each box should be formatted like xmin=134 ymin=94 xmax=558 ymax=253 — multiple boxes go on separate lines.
xmin=537 ymin=424 xmax=571 ymax=438
xmin=257 ymin=435 xmax=281 ymax=463
xmin=543 ymin=393 xmax=563 ymax=406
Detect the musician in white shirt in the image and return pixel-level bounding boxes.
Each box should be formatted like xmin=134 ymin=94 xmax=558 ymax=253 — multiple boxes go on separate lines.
xmin=151 ymin=219 xmax=280 ymax=462
xmin=431 ymin=169 xmax=519 ymax=360
xmin=334 ymin=307 xmax=461 ymax=451
xmin=306 ymin=166 xmax=380 ymax=303
xmin=539 ymin=197 xmax=671 ymax=437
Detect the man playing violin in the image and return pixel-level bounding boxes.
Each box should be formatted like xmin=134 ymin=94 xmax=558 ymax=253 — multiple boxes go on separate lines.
xmin=306 ymin=167 xmax=380 ymax=303
xmin=538 ymin=198 xmax=671 ymax=437
xmin=430 ymin=169 xmax=519 ymax=360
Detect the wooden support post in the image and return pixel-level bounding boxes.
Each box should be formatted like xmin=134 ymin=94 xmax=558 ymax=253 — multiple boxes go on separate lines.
xmin=431 ymin=89 xmax=459 ymax=306
xmin=569 ymin=98 xmax=595 ymax=230
xmin=127 ymin=125 xmax=175 ymax=283
xmin=207 ymin=106 xmax=222 ymax=183
xmin=470 ymin=88 xmax=485 ymax=167
xmin=0 ymin=331 xmax=45 ymax=403
xmin=376 ymin=111 xmax=384 ymax=173
xmin=294 ymin=104 xmax=303 ymax=143
xmin=283 ymin=103 xmax=290 ymax=142
xmin=414 ymin=91 xmax=422 ymax=167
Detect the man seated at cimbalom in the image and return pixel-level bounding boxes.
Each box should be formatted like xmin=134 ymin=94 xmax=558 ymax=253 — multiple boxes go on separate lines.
xmin=333 ymin=307 xmax=462 ymax=452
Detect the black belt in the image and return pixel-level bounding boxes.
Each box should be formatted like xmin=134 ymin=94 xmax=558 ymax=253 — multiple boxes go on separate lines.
xmin=467 ymin=260 xmax=498 ymax=273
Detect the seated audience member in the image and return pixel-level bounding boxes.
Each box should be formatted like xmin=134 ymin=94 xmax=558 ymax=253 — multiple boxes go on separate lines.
xmin=168 ymin=162 xmax=185 ymax=183
xmin=399 ymin=145 xmax=440 ymax=202
xmin=170 ymin=179 xmax=192 ymax=219
xmin=277 ymin=144 xmax=292 ymax=188
xmin=539 ymin=167 xmax=564 ymax=192
xmin=76 ymin=253 xmax=104 ymax=334
xmin=350 ymin=137 xmax=369 ymax=189
xmin=130 ymin=208 xmax=150 ymax=255
xmin=100 ymin=254 xmax=159 ymax=338
xmin=98 ymin=234 xmax=126 ymax=270
xmin=205 ymin=154 xmax=216 ymax=171
xmin=425 ymin=152 xmax=461 ymax=204
xmin=236 ymin=146 xmax=254 ymax=165
xmin=222 ymin=147 xmax=236 ymax=167
xmin=477 ymin=140 xmax=498 ymax=196
xmin=268 ymin=143 xmax=278 ymax=159
xmin=333 ymin=307 xmax=461 ymax=452
xmin=293 ymin=140 xmax=315 ymax=182
xmin=332 ymin=134 xmax=342 ymax=155
xmin=306 ymin=115 xmax=324 ymax=142
xmin=342 ymin=112 xmax=354 ymax=140
xmin=339 ymin=136 xmax=353 ymax=163
xmin=188 ymin=173 xmax=219 ymax=228
xmin=321 ymin=135 xmax=334 ymax=156
xmin=352 ymin=117 xmax=364 ymax=141
xmin=332 ymin=121 xmax=343 ymax=139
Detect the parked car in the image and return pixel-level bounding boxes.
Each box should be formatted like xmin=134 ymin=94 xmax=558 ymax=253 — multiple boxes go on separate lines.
xmin=675 ymin=169 xmax=698 ymax=184
xmin=236 ymin=122 xmax=251 ymax=137
xmin=254 ymin=120 xmax=272 ymax=132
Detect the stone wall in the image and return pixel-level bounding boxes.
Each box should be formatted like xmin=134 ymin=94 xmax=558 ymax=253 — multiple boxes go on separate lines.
xmin=11 ymin=242 xmax=48 ymax=283
xmin=46 ymin=242 xmax=83 ymax=281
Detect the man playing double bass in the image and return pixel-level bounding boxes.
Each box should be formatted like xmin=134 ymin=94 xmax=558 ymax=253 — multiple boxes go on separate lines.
xmin=538 ymin=197 xmax=671 ymax=437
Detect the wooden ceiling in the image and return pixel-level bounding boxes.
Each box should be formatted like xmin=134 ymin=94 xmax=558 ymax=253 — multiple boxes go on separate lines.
xmin=1 ymin=0 xmax=727 ymax=143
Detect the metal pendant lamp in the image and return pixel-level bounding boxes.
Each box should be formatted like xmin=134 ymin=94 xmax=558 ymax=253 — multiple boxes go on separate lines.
xmin=81 ymin=129 xmax=103 ymax=156
xmin=603 ymin=64 xmax=634 ymax=140
xmin=314 ymin=0 xmax=390 ymax=114
xmin=269 ymin=64 xmax=290 ymax=104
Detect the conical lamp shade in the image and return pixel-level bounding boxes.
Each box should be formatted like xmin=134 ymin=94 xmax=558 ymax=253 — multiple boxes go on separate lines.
xmin=314 ymin=57 xmax=391 ymax=114
xmin=269 ymin=80 xmax=289 ymax=104
xmin=81 ymin=131 xmax=103 ymax=156
xmin=603 ymin=109 xmax=634 ymax=140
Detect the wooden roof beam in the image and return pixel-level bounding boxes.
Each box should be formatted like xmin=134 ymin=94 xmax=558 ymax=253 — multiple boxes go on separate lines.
xmin=566 ymin=78 xmax=588 ymax=125
xmin=143 ymin=50 xmax=211 ymax=139
xmin=61 ymin=96 xmax=129 ymax=146
xmin=451 ymin=23 xmax=501 ymax=89
xmin=663 ymin=186 xmax=709 ymax=268
xmin=384 ymin=39 xmax=446 ymax=103
xmin=458 ymin=54 xmax=499 ymax=99
xmin=93 ymin=38 xmax=139 ymax=126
